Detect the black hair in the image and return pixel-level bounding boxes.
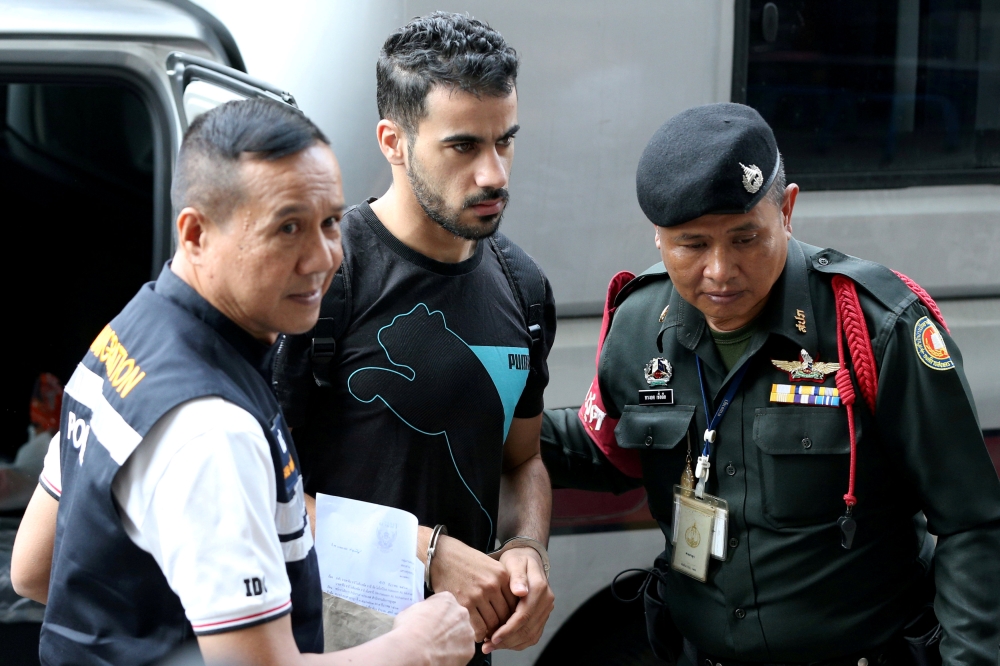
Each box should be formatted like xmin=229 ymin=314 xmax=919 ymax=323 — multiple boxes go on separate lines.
xmin=376 ymin=11 xmax=518 ymax=136
xmin=171 ymin=98 xmax=329 ymax=222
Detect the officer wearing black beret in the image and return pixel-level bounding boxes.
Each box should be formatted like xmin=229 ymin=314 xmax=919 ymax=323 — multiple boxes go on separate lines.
xmin=542 ymin=103 xmax=1000 ymax=665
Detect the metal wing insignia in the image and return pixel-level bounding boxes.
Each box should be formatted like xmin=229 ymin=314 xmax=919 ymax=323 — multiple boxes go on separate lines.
xmin=812 ymin=362 xmax=841 ymax=375
xmin=771 ymin=360 xmax=804 ymax=372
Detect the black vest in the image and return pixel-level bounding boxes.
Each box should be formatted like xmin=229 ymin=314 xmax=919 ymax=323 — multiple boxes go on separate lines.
xmin=41 ymin=266 xmax=322 ymax=665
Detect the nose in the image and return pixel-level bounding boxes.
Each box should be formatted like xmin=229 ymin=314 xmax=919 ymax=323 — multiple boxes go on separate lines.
xmin=475 ymin=147 xmax=509 ymax=191
xmin=299 ymin=222 xmax=342 ymax=277
xmin=703 ymin=243 xmax=738 ymax=285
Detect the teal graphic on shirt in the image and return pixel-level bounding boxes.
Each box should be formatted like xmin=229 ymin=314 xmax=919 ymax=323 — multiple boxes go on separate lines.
xmin=346 ymin=304 xmax=529 ymax=548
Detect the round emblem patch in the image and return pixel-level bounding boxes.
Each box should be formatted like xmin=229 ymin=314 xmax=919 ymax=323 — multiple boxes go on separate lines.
xmin=913 ymin=316 xmax=954 ymax=371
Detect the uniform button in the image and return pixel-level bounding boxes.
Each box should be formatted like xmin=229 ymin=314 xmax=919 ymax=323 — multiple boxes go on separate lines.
xmin=858 ymin=659 xmax=868 ymax=666
xmin=726 ymin=462 xmax=736 ymax=476
xmin=801 ymin=437 xmax=812 ymax=449
xmin=729 ymin=537 xmax=739 ymax=549
xmin=644 ymin=435 xmax=653 ymax=447
xmin=734 ymin=608 xmax=746 ymax=619
xmin=818 ymin=256 xmax=830 ymax=266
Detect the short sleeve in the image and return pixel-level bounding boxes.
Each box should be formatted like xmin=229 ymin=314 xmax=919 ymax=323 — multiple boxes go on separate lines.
xmin=38 ymin=432 xmax=61 ymax=500
xmin=514 ymin=272 xmax=557 ymax=418
xmin=113 ymin=398 xmax=293 ymax=635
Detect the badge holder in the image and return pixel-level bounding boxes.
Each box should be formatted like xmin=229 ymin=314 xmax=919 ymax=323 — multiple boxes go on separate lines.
xmin=669 ymin=434 xmax=729 ymax=583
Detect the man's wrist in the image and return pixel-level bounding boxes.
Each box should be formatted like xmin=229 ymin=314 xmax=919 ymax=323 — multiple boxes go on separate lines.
xmin=490 ymin=536 xmax=550 ymax=577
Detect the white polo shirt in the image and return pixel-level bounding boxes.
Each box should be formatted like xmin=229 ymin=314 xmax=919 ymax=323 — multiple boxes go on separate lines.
xmin=41 ymin=396 xmax=300 ymax=634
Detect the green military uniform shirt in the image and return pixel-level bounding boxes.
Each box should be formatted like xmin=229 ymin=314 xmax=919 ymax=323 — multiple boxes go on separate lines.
xmin=542 ymin=239 xmax=1000 ymax=665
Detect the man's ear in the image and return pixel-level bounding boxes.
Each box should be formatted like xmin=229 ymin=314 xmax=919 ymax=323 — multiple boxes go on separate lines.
xmin=376 ymin=119 xmax=407 ymax=167
xmin=175 ymin=207 xmax=211 ymax=264
xmin=781 ymin=184 xmax=799 ymax=239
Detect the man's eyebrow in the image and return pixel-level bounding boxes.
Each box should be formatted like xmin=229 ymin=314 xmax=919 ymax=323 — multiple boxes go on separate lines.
xmin=727 ymin=222 xmax=760 ymax=233
xmin=672 ymin=231 xmax=708 ymax=241
xmin=441 ymin=132 xmax=483 ymax=144
xmin=441 ymin=124 xmax=520 ymax=144
xmin=499 ymin=124 xmax=520 ymax=141
xmin=275 ymin=203 xmax=308 ymax=218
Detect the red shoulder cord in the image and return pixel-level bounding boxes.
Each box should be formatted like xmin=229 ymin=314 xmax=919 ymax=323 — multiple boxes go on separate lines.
xmin=831 ymin=272 xmax=949 ymax=514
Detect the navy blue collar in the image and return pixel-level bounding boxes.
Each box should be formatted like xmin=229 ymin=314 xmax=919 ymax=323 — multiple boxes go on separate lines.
xmin=153 ymin=263 xmax=273 ymax=377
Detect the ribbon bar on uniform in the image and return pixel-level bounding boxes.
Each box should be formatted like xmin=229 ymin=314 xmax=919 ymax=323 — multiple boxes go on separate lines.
xmin=770 ymin=383 xmax=841 ymax=407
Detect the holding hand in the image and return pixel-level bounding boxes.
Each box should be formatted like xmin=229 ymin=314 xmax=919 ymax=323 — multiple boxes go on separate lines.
xmin=393 ymin=591 xmax=476 ymax=666
xmin=429 ymin=534 xmax=519 ymax=642
xmin=482 ymin=547 xmax=554 ymax=654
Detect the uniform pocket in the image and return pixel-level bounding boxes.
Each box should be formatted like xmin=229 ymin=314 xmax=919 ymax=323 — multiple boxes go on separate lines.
xmin=753 ymin=406 xmax=852 ymax=526
xmin=615 ymin=404 xmax=696 ymax=450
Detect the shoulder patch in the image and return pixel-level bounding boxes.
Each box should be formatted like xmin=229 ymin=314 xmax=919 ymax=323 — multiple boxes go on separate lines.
xmin=913 ymin=316 xmax=954 ymax=371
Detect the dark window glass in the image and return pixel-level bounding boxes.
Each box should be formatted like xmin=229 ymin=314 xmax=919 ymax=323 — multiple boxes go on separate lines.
xmin=1 ymin=82 xmax=153 ymax=460
xmin=735 ymin=0 xmax=1000 ymax=189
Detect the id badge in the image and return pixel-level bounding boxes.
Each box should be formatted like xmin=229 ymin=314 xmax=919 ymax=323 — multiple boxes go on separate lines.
xmin=670 ymin=485 xmax=729 ymax=582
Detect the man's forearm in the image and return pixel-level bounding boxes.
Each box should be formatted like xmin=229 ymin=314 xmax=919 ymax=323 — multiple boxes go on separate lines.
xmin=498 ymin=453 xmax=551 ymax=545
xmin=541 ymin=407 xmax=643 ymax=495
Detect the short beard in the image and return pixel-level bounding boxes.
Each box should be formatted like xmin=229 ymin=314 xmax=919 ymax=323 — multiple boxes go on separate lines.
xmin=407 ymin=153 xmax=508 ymax=241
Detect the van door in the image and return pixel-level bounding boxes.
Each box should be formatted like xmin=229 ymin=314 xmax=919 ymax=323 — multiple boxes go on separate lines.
xmin=166 ymin=52 xmax=298 ymax=131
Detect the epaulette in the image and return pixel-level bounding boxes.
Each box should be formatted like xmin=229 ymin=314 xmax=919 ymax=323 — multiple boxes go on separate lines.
xmin=807 ymin=246 xmax=918 ymax=316
xmin=613 ymin=262 xmax=670 ymax=308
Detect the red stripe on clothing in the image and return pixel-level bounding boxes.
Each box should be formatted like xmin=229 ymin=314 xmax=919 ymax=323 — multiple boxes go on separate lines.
xmin=191 ymin=599 xmax=291 ymax=630
xmin=41 ymin=472 xmax=61 ymax=495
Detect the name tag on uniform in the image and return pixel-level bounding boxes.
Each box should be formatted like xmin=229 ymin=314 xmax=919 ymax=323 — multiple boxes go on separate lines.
xmin=638 ymin=389 xmax=674 ymax=405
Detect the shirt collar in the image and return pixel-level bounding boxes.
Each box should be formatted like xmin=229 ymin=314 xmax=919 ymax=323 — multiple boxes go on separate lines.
xmin=658 ymin=238 xmax=818 ymax=360
xmin=154 ymin=263 xmax=273 ymax=376
xmin=763 ymin=238 xmax=819 ymax=353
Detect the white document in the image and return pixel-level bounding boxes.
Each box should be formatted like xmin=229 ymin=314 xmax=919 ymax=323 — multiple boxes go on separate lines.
xmin=314 ymin=493 xmax=425 ymax=616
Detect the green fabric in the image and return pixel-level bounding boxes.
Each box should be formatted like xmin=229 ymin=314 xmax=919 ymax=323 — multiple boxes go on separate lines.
xmin=543 ymin=238 xmax=1000 ymax=664
xmin=709 ymin=322 xmax=756 ymax=372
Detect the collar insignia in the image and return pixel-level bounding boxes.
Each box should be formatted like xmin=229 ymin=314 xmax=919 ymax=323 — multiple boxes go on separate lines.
xmin=771 ymin=349 xmax=839 ymax=382
xmin=739 ymin=162 xmax=763 ymax=193
xmin=659 ymin=305 xmax=670 ymax=323
xmin=644 ymin=357 xmax=673 ymax=386
xmin=795 ymin=309 xmax=807 ymax=334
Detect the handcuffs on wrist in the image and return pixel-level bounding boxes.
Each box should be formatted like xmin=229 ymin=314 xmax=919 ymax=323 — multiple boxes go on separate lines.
xmin=425 ymin=527 xmax=551 ymax=593
xmin=424 ymin=524 xmax=447 ymax=591
xmin=488 ymin=536 xmax=551 ymax=579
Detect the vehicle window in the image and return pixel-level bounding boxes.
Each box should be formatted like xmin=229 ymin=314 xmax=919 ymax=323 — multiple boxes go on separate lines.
xmin=1 ymin=82 xmax=153 ymax=460
xmin=733 ymin=0 xmax=1000 ymax=189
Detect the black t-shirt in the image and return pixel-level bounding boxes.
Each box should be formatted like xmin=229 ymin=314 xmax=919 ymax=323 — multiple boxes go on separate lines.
xmin=291 ymin=201 xmax=553 ymax=552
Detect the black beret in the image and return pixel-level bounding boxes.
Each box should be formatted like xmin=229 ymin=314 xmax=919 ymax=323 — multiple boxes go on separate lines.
xmin=636 ymin=103 xmax=780 ymax=228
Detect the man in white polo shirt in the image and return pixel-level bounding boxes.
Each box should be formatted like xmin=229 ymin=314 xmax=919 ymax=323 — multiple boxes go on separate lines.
xmin=11 ymin=99 xmax=473 ymax=666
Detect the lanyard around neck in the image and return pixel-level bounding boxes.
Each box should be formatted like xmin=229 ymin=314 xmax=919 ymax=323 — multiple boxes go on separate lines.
xmin=693 ymin=356 xmax=750 ymax=496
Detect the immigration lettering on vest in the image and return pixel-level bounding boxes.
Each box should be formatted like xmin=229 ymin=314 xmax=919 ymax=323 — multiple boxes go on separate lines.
xmin=89 ymin=324 xmax=147 ymax=397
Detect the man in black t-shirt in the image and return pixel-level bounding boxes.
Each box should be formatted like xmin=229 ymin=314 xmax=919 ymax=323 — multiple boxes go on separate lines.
xmin=277 ymin=13 xmax=556 ymax=662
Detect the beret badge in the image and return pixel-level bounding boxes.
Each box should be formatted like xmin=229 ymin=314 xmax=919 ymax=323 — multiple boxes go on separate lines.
xmin=739 ymin=162 xmax=764 ymax=194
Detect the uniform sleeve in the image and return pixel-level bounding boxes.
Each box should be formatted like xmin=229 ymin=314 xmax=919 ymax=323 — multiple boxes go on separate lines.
xmin=38 ymin=433 xmax=61 ymax=500
xmin=541 ymin=407 xmax=643 ymax=494
xmin=514 ymin=271 xmax=557 ymax=418
xmin=876 ymin=303 xmax=1000 ymax=666
xmin=115 ymin=400 xmax=293 ymax=635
